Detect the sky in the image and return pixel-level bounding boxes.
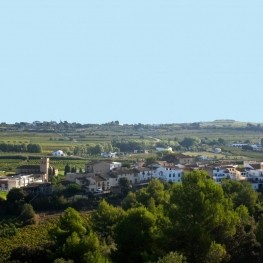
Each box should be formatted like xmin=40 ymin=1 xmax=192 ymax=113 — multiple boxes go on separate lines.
xmin=0 ymin=0 xmax=262 ymax=124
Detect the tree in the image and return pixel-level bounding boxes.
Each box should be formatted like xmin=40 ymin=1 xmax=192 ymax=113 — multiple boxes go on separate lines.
xmin=9 ymin=245 xmax=53 ymax=263
xmin=64 ymin=183 xmax=82 ymax=198
xmin=221 ymin=180 xmax=259 ymax=215
xmin=92 ymin=199 xmax=125 ymax=239
xmin=145 ymin=156 xmax=158 ymax=167
xmin=64 ymin=163 xmax=71 ymax=175
xmin=90 ymin=144 xmax=104 ymax=155
xmin=118 ymin=177 xmax=131 ymax=195
xmin=155 ymin=252 xmax=187 ymax=263
xmin=27 ymin=143 xmax=42 ymax=153
xmin=50 ymin=207 xmax=87 ymax=248
xmin=70 ymin=166 xmax=77 ymax=173
xmin=180 ymin=137 xmax=201 ymax=149
xmin=122 ymin=191 xmax=140 ymax=210
xmin=205 ymin=242 xmax=227 ymax=263
xmin=6 ymin=188 xmax=26 ymax=215
xmin=112 ymin=207 xmax=157 ymax=263
xmin=53 ymin=259 xmax=74 ymax=263
xmin=242 ymin=145 xmax=253 ymax=151
xmin=6 ymin=188 xmax=26 ymax=203
xmin=20 ymin=203 xmax=36 ymax=225
xmin=226 ymin=208 xmax=261 ymax=263
xmin=50 ymin=207 xmax=104 ymax=262
xmin=168 ymin=171 xmax=238 ymax=263
xmin=217 ymin=138 xmax=225 ymax=145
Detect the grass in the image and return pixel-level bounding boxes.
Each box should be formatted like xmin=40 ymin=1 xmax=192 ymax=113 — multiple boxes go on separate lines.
xmin=0 ymin=124 xmax=263 ymax=172
xmin=0 ymin=191 xmax=7 ymax=200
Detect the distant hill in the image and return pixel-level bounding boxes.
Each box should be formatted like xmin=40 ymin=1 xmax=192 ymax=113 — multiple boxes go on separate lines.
xmin=214 ymin=119 xmax=236 ymax=122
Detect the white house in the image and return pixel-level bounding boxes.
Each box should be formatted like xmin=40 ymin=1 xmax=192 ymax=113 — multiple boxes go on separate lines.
xmin=154 ymin=165 xmax=183 ymax=183
xmin=156 ymin=147 xmax=173 ymax=152
xmin=52 ymin=150 xmax=66 ymax=157
xmin=212 ymin=166 xmax=232 ymax=183
xmin=136 ymin=167 xmax=154 ymax=183
xmin=213 ymin=148 xmax=222 ymax=153
xmin=0 ymin=175 xmax=35 ymax=191
xmin=101 ymin=152 xmax=117 ymax=158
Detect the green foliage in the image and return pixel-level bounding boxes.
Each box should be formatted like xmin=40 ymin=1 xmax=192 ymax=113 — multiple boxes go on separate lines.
xmin=6 ymin=188 xmax=27 ymax=215
xmin=226 ymin=221 xmax=261 ymax=263
xmin=87 ymin=144 xmax=104 ymax=155
xmin=112 ymin=139 xmax=148 ymax=152
xmin=118 ymin=177 xmax=131 ymax=195
xmin=9 ymin=244 xmax=53 ymax=263
xmin=0 ymin=216 xmax=57 ymax=263
xmin=27 ymin=143 xmax=42 ymax=153
xmin=50 ymin=207 xmax=104 ymax=263
xmin=154 ymin=252 xmax=187 ymax=263
xmin=256 ymin=214 xmax=263 ymax=246
xmin=2 ymin=168 xmax=263 ymax=263
xmin=6 ymin=188 xmax=26 ymax=204
xmin=64 ymin=163 xmax=70 ymax=175
xmin=112 ymin=206 xmax=157 ymax=263
xmin=180 ymin=137 xmax=201 ymax=149
xmin=122 ymin=179 xmax=169 ymax=210
xmin=50 ymin=207 xmax=87 ymax=246
xmin=169 ymin=171 xmax=239 ymax=263
xmin=20 ymin=203 xmax=36 ymax=225
xmin=0 ymin=221 xmax=18 ymax=237
xmin=63 ymin=183 xmax=82 ymax=198
xmin=221 ymin=179 xmax=259 ymax=215
xmin=205 ymin=242 xmax=227 ymax=263
xmin=53 ymin=259 xmax=74 ymax=263
xmin=145 ymin=156 xmax=158 ymax=167
xmin=92 ymin=199 xmax=125 ymax=239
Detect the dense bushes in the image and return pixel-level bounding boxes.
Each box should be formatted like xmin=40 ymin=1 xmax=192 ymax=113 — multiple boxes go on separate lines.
xmin=2 ymin=171 xmax=263 ymax=262
xmin=0 ymin=143 xmax=42 ymax=153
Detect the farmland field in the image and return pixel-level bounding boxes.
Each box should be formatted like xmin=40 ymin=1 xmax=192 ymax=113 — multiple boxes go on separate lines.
xmin=0 ymin=120 xmax=263 ymax=172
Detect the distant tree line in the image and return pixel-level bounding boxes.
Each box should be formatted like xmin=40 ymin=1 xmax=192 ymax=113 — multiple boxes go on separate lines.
xmin=0 ymin=143 xmax=42 ymax=153
xmin=112 ymin=139 xmax=148 ymax=152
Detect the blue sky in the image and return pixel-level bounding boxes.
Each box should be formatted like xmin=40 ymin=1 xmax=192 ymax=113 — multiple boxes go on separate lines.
xmin=0 ymin=0 xmax=262 ymax=124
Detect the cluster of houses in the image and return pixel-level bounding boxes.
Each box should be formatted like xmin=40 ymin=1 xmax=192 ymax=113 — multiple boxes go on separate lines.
xmin=210 ymin=161 xmax=263 ymax=190
xmin=1 ymin=154 xmax=263 ymax=194
xmin=65 ymin=155 xmax=263 ymax=193
xmin=0 ymin=157 xmax=57 ymax=192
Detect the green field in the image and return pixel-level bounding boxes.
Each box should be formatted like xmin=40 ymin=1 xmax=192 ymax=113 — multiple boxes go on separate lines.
xmin=0 ymin=120 xmax=263 ymax=172
xmin=0 ymin=191 xmax=7 ymax=200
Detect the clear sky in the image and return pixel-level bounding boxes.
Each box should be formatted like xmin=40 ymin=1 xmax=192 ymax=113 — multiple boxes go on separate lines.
xmin=0 ymin=0 xmax=262 ymax=124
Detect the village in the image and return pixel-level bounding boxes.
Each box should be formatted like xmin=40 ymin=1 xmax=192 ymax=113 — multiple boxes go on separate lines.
xmin=1 ymin=152 xmax=263 ymax=196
